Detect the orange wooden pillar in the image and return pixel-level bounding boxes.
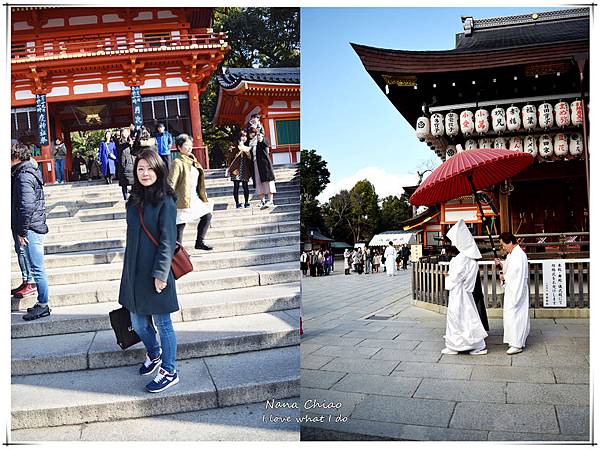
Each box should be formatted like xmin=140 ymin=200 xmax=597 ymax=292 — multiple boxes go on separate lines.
xmin=188 ymin=82 xmax=206 ymax=167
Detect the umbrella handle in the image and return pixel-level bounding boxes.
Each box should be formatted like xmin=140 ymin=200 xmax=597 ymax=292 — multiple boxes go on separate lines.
xmin=468 ymin=175 xmax=498 ymax=259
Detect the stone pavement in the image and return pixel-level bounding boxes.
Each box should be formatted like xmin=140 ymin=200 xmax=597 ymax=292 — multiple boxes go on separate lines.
xmin=300 ymin=268 xmax=590 ymax=441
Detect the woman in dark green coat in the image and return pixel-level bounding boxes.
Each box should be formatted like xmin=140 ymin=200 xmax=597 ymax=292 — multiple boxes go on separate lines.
xmin=118 ymin=149 xmax=180 ymax=393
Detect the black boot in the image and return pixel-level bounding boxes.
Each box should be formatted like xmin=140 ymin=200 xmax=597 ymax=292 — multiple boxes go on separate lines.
xmin=195 ymin=241 xmax=213 ymax=251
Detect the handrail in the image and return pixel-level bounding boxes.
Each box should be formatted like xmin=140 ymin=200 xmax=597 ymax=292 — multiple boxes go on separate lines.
xmin=12 ymin=30 xmax=226 ymax=60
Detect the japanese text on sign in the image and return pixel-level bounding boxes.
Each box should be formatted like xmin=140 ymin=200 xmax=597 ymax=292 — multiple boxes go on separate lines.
xmin=131 ymin=86 xmax=143 ymax=129
xmin=542 ymin=260 xmax=567 ymax=308
xmin=36 ymin=94 xmax=48 ymax=146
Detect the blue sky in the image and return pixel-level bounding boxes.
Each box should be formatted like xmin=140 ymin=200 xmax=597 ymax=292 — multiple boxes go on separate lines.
xmin=301 ymin=7 xmax=567 ymax=202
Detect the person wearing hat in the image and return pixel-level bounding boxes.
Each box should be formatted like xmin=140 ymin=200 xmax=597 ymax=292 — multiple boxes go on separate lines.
xmin=442 ymin=219 xmax=488 ymax=355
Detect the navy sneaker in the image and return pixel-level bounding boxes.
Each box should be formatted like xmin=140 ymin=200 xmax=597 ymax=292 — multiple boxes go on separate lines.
xmin=236 ymin=203 xmax=243 ymax=209
xmin=22 ymin=303 xmax=50 ymax=321
xmin=146 ymin=367 xmax=179 ymax=393
xmin=139 ymin=350 xmax=162 ymax=376
xmin=244 ymin=203 xmax=251 ymax=208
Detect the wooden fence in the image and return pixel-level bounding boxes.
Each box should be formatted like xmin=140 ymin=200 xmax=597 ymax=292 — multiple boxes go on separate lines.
xmin=412 ymin=259 xmax=589 ymax=308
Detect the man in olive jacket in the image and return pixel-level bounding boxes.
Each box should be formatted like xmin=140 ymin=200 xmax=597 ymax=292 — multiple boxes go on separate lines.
xmin=11 ymin=144 xmax=51 ymax=321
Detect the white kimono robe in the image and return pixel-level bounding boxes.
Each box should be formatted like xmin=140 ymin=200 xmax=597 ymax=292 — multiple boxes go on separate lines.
xmin=443 ymin=219 xmax=488 ymax=351
xmin=444 ymin=253 xmax=488 ymax=351
xmin=343 ymin=250 xmax=350 ymax=269
xmin=502 ymin=244 xmax=530 ymax=348
xmin=384 ymin=246 xmax=396 ymax=276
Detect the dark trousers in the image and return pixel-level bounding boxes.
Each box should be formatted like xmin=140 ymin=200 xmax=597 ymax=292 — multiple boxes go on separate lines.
xmin=160 ymin=154 xmax=171 ymax=171
xmin=402 ymin=258 xmax=408 ymax=269
xmin=345 ymin=268 xmax=350 ymax=275
xmin=176 ymin=213 xmax=212 ymax=244
xmin=233 ymin=180 xmax=249 ymax=205
xmin=121 ymin=185 xmax=129 ymax=200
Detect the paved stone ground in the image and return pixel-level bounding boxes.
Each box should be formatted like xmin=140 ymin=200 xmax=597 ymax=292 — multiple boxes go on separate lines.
xmin=300 ymin=268 xmax=590 ymax=441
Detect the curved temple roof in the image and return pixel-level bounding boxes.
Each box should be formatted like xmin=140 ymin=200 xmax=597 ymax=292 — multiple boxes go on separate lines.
xmin=216 ymin=67 xmax=300 ymax=89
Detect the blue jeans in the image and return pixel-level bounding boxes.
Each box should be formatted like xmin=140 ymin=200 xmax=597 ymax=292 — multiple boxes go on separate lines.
xmin=13 ymin=231 xmax=33 ymax=283
xmin=55 ymin=159 xmax=65 ymax=183
xmin=24 ymin=230 xmax=49 ymax=304
xmin=130 ymin=312 xmax=177 ymax=374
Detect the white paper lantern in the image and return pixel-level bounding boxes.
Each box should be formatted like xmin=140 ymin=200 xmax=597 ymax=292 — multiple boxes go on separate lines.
xmin=569 ymin=133 xmax=583 ymax=156
xmin=521 ymin=104 xmax=537 ymax=131
xmin=460 ymin=110 xmax=474 ymax=136
xmin=523 ymin=135 xmax=538 ymax=156
xmin=474 ymin=108 xmax=489 ymax=135
xmin=508 ymin=136 xmax=523 ymax=152
xmin=446 ymin=145 xmax=457 ymax=158
xmin=491 ymin=107 xmax=506 ymax=134
xmin=444 ymin=112 xmax=459 ymax=137
xmin=538 ymin=103 xmax=554 ymax=129
xmin=430 ymin=113 xmax=445 ymax=137
xmin=415 ymin=116 xmax=431 ymax=141
xmin=553 ymin=133 xmax=568 ymax=157
xmin=478 ymin=138 xmax=493 ymax=149
xmin=494 ymin=137 xmax=507 ymax=150
xmin=465 ymin=139 xmax=478 ymax=150
xmin=539 ymin=134 xmax=553 ymax=158
xmin=570 ymin=100 xmax=583 ymax=126
xmin=554 ymin=101 xmax=570 ymax=128
xmin=506 ymin=105 xmax=521 ymax=132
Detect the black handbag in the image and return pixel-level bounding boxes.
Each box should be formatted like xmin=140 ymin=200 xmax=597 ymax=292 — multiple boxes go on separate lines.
xmin=109 ymin=306 xmax=143 ymax=350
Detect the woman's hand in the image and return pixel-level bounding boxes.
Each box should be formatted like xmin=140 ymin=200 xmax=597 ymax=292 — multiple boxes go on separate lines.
xmin=154 ymin=277 xmax=167 ymax=293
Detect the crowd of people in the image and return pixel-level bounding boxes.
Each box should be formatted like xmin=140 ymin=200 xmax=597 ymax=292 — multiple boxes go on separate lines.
xmin=11 ymin=113 xmax=275 ymax=394
xmin=300 ymin=249 xmax=334 ymax=276
xmin=339 ymin=243 xmax=411 ymax=276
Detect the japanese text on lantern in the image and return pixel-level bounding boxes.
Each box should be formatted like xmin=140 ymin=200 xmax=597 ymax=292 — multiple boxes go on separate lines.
xmin=542 ymin=260 xmax=567 ymax=307
xmin=131 ymin=86 xmax=143 ymax=128
xmin=35 ymin=94 xmax=48 ymax=146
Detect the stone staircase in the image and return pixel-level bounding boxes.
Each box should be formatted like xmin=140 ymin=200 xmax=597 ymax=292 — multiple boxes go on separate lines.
xmin=11 ymin=164 xmax=300 ymax=440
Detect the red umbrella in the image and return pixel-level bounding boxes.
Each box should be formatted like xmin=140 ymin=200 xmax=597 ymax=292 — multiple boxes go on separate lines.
xmin=410 ymin=148 xmax=535 ymax=256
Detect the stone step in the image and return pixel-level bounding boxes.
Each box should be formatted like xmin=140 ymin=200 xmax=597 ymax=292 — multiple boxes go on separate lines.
xmin=47 ymin=210 xmax=299 ymax=234
xmin=12 ymin=245 xmax=300 ymax=285
xmin=45 ymin=202 xmax=300 ymax=224
xmin=44 ymin=182 xmax=300 ymax=201
xmin=41 ymin=217 xmax=299 ymax=245
xmin=12 ymin=309 xmax=300 ymax=376
xmin=45 ymin=192 xmax=299 ymax=219
xmin=10 ymin=400 xmax=299 ymax=441
xmin=43 ymin=172 xmax=299 ymax=197
xmin=12 ymin=242 xmax=299 ymax=272
xmin=36 ymin=230 xmax=299 ymax=256
xmin=11 ymin=345 xmax=299 ymax=430
xmin=11 ymin=261 xmax=300 ymax=311
xmin=43 ymin=166 xmax=298 ymax=189
xmin=11 ymin=282 xmax=301 ymax=338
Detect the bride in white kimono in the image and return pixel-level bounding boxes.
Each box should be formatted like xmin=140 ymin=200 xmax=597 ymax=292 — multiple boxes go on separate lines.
xmin=442 ymin=220 xmax=488 ymax=355
xmin=384 ymin=242 xmax=396 ymax=277
xmin=495 ymin=232 xmax=530 ymax=355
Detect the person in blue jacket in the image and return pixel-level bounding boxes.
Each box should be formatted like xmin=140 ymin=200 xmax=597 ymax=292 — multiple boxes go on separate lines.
xmin=118 ymin=149 xmax=180 ymax=393
xmin=99 ymin=130 xmax=117 ymax=184
xmin=155 ymin=123 xmax=173 ymax=170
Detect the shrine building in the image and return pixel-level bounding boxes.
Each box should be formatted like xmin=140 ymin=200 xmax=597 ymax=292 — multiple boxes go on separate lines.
xmin=212 ymin=67 xmax=300 ymax=164
xmin=11 ymin=7 xmax=228 ymax=182
xmin=353 ymin=7 xmax=590 ymax=256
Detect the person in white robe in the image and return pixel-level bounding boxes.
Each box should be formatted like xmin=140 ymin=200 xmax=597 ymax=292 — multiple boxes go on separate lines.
xmin=384 ymin=242 xmax=397 ymax=277
xmin=495 ymin=232 xmax=530 ymax=355
xmin=442 ymin=220 xmax=488 ymax=355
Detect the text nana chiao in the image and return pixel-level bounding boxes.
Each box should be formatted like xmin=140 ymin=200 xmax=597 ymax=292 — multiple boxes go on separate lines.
xmin=262 ymin=399 xmax=349 ymax=424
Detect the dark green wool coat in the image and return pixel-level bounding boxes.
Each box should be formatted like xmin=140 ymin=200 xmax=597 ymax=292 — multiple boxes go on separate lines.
xmin=118 ymin=195 xmax=179 ymax=315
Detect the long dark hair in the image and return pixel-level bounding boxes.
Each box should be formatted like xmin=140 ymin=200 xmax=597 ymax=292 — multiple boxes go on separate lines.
xmin=127 ymin=149 xmax=175 ymax=208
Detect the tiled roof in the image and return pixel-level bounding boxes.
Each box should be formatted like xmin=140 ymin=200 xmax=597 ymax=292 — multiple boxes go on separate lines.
xmin=217 ymin=67 xmax=300 ymax=89
xmin=455 ymin=11 xmax=588 ymax=52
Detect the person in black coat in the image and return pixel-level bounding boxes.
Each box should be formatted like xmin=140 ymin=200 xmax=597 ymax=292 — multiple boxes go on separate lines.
xmin=118 ymin=149 xmax=180 ymax=393
xmin=116 ymin=127 xmax=135 ymax=200
xmin=11 ymin=143 xmax=50 ymax=321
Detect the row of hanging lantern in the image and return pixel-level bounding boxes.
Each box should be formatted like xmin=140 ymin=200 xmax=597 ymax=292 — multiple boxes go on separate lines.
xmin=416 ymin=99 xmax=584 ymax=141
xmin=444 ymin=132 xmax=583 ymax=159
